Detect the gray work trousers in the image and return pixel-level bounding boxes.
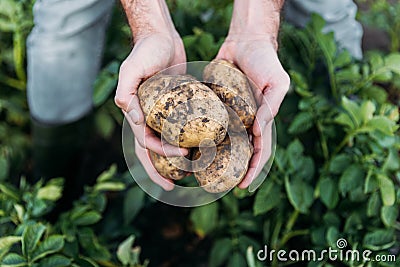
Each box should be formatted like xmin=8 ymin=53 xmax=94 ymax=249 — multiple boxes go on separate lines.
xmin=27 ymin=0 xmax=363 ymax=125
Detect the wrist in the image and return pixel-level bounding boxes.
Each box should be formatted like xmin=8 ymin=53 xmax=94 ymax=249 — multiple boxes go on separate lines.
xmin=120 ymin=0 xmax=178 ymax=42
xmin=224 ymin=33 xmax=279 ymax=51
xmin=228 ymin=0 xmax=283 ymax=49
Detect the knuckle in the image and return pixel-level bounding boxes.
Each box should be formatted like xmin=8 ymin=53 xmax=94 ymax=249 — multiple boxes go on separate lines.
xmin=114 ymin=95 xmax=127 ymax=110
xmin=282 ymin=72 xmax=291 ymax=91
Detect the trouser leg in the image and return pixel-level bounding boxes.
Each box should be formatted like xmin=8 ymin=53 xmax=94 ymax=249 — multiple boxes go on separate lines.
xmin=27 ymin=0 xmax=114 ymax=184
xmin=27 ymin=0 xmax=114 ymax=125
xmin=284 ymin=0 xmax=363 ymax=59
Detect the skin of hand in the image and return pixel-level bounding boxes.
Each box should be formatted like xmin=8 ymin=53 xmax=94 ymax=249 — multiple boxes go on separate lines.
xmin=116 ymin=0 xmax=187 ymax=190
xmin=216 ymin=0 xmax=290 ymax=189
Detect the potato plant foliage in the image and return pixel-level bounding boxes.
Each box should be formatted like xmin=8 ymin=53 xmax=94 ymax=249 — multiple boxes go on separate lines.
xmin=0 ymin=0 xmax=399 ymax=266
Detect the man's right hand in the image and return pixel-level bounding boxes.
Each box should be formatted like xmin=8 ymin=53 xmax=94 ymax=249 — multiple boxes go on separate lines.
xmin=115 ymin=32 xmax=188 ymax=190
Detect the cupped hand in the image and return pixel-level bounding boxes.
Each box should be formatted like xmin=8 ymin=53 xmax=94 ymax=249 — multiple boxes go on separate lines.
xmin=115 ymin=32 xmax=187 ymax=189
xmin=216 ymin=37 xmax=290 ymax=189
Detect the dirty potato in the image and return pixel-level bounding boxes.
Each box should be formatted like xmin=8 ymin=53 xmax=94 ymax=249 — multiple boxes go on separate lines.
xmin=203 ymin=59 xmax=257 ymax=130
xmin=138 ymin=74 xmax=229 ymax=148
xmin=149 ymin=150 xmax=191 ymax=180
xmin=192 ymin=134 xmax=253 ymax=193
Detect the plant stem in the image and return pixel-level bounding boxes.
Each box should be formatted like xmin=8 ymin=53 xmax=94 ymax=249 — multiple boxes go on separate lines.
xmin=0 ymin=74 xmax=26 ymax=90
xmin=285 ymin=210 xmax=299 ymax=233
xmin=332 ymin=132 xmax=353 ymax=157
xmin=316 ymin=121 xmax=329 ymax=160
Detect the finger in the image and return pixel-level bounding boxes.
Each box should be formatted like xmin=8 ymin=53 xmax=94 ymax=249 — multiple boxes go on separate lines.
xmin=135 ymin=139 xmax=174 ymax=191
xmin=238 ymin=134 xmax=263 ymax=189
xmin=123 ymin=96 xmax=145 ymax=125
xmin=239 ymin=122 xmax=273 ymax=189
xmin=125 ymin=115 xmax=188 ymax=157
xmin=252 ymin=103 xmax=272 ymax=137
xmin=115 ymin=54 xmax=144 ymax=112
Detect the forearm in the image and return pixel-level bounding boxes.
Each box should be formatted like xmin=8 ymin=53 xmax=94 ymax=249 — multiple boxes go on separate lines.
xmin=228 ymin=0 xmax=284 ymax=49
xmin=120 ymin=0 xmax=178 ymax=42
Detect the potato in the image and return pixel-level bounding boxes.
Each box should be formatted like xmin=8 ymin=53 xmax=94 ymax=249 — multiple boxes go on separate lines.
xmin=149 ymin=151 xmax=190 ymax=180
xmin=203 ymin=59 xmax=257 ymax=130
xmin=193 ymin=134 xmax=253 ymax=193
xmin=138 ymin=74 xmax=229 ymax=148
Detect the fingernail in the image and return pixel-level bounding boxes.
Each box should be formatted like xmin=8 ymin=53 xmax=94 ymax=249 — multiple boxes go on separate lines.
xmin=128 ymin=109 xmax=140 ymax=124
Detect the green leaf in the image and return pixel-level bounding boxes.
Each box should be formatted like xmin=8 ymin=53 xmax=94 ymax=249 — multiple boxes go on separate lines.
xmin=359 ymin=101 xmax=376 ymax=123
xmin=366 ymin=116 xmax=396 ymax=135
xmin=0 ymin=236 xmax=21 ymax=251
xmin=22 ymin=223 xmax=46 ymax=257
xmin=38 ymin=255 xmax=71 ymax=267
xmin=344 ymin=213 xmax=362 ymax=232
xmin=363 ymin=229 xmax=395 ymax=250
xmin=369 ymin=53 xmax=384 ymax=72
xmin=96 ymin=164 xmax=117 ymax=182
xmin=253 ymin=180 xmax=281 ymax=215
xmin=92 ymin=62 xmax=118 ymax=107
xmin=338 ymin=165 xmax=364 ymax=196
xmin=367 ymin=192 xmax=381 ymax=217
xmin=360 ymin=85 xmax=388 ymax=104
xmin=124 ymin=186 xmax=145 ymax=225
xmin=329 ymin=154 xmax=351 ymax=174
xmin=288 ymin=112 xmax=313 ymax=134
xmin=1 ymin=253 xmax=27 ymax=267
xmin=190 ymin=202 xmax=219 ymax=237
xmin=37 ymin=185 xmax=62 ymax=201
xmin=383 ymin=147 xmax=400 ymax=171
xmin=32 ymin=235 xmax=64 ymax=262
xmin=384 ymin=53 xmax=400 ymax=75
xmin=341 ymin=97 xmax=361 ymax=128
xmin=289 ymin=70 xmax=312 ymax=97
xmin=326 ymin=227 xmax=339 ymax=248
xmin=334 ymin=50 xmax=352 ymax=68
xmin=95 ymin=112 xmax=115 ymax=139
xmin=0 ymin=236 xmax=21 ymax=260
xmin=318 ymin=178 xmax=339 ymax=209
xmin=77 ymin=228 xmax=110 ymax=261
xmin=374 ymin=70 xmax=393 ymax=82
xmin=364 ymin=171 xmax=379 ymax=193
xmin=74 ymin=211 xmax=102 ymax=226
xmin=0 ymin=18 xmax=16 ymax=32
xmin=209 ymin=238 xmax=232 ymax=267
xmin=117 ymin=235 xmax=135 ymax=266
xmin=377 ymin=175 xmax=396 ymax=206
xmin=94 ymin=182 xmax=125 ymax=192
xmin=284 ymin=176 xmax=314 ymax=214
xmin=334 ymin=113 xmax=354 ymax=130
xmin=381 ymin=206 xmax=398 ymax=227
xmin=0 ymin=183 xmax=19 ymax=201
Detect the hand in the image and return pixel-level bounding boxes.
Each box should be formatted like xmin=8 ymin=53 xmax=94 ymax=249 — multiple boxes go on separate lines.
xmin=216 ymin=37 xmax=290 ymax=189
xmin=115 ymin=33 xmax=187 ymax=190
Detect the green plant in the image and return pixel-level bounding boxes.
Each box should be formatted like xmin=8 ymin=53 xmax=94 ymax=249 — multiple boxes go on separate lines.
xmin=188 ymin=15 xmax=400 ymax=267
xmin=0 ymin=0 xmax=34 ymax=181
xmin=0 ymin=166 xmax=148 ymax=267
